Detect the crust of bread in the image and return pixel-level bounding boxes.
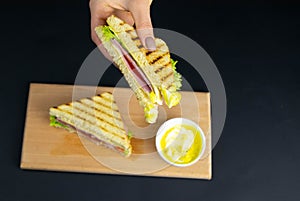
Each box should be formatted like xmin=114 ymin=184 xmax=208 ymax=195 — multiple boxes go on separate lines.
xmin=49 ymin=92 xmax=132 ymax=156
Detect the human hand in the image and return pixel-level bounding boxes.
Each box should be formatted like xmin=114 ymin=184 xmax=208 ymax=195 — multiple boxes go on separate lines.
xmin=89 ymin=0 xmax=156 ymax=53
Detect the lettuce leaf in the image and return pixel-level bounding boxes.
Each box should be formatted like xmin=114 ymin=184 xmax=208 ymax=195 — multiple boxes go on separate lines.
xmin=170 ymin=59 xmax=182 ymax=90
xmin=171 ymin=59 xmax=178 ymax=69
xmin=101 ymin=26 xmax=116 ymax=41
xmin=127 ymin=131 xmax=133 ymax=140
xmin=50 ymin=115 xmax=69 ymax=129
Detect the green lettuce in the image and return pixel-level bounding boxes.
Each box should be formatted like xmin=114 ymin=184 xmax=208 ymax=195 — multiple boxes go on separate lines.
xmin=171 ymin=59 xmax=182 ymax=90
xmin=101 ymin=26 xmax=116 ymax=41
xmin=127 ymin=131 xmax=133 ymax=140
xmin=50 ymin=116 xmax=69 ymax=129
xmin=171 ymin=58 xmax=178 ymax=69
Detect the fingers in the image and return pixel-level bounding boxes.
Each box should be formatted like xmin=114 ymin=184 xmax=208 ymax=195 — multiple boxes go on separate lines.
xmin=113 ymin=10 xmax=134 ymax=26
xmin=90 ymin=0 xmax=105 ymax=45
xmin=128 ymin=2 xmax=156 ymax=51
xmin=90 ymin=0 xmax=113 ymax=60
xmin=89 ymin=0 xmax=155 ymax=62
xmin=90 ymin=18 xmax=105 ymax=46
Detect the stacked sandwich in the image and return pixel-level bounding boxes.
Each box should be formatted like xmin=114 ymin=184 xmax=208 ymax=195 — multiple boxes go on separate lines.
xmin=95 ymin=15 xmax=182 ymax=124
xmin=49 ymin=92 xmax=132 ymax=157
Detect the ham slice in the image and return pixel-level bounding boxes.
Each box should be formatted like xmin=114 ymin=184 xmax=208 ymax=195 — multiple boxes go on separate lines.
xmin=111 ymin=39 xmax=153 ymax=93
xmin=55 ymin=118 xmax=125 ymax=153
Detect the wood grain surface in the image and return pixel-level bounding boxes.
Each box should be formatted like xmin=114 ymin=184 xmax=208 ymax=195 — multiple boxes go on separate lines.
xmin=20 ymin=83 xmax=212 ymax=179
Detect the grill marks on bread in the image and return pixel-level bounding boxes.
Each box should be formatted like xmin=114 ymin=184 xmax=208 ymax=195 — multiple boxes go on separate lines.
xmin=118 ymin=31 xmax=176 ymax=89
xmin=106 ymin=15 xmax=176 ymax=90
xmin=50 ymin=92 xmax=127 ymax=140
xmin=140 ymin=40 xmax=175 ymax=88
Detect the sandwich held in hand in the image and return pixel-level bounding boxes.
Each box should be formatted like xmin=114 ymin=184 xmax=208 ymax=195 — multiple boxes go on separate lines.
xmin=49 ymin=92 xmax=132 ymax=157
xmin=95 ymin=15 xmax=182 ymax=124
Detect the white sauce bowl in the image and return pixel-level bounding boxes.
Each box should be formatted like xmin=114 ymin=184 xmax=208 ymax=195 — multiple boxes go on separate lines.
xmin=155 ymin=118 xmax=206 ymax=167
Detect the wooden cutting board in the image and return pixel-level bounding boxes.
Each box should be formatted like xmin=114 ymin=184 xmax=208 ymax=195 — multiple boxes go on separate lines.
xmin=21 ymin=83 xmax=212 ymax=179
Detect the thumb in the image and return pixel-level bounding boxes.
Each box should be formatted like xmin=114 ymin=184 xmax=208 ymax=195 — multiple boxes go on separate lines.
xmin=130 ymin=5 xmax=156 ymax=51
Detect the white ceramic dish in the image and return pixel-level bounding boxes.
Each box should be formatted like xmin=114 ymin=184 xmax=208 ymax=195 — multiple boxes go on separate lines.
xmin=155 ymin=118 xmax=206 ymax=167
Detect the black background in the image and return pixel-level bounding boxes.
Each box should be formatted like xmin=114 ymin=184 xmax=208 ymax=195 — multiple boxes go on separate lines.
xmin=1 ymin=0 xmax=300 ymax=200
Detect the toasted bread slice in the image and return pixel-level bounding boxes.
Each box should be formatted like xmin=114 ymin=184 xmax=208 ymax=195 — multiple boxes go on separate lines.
xmin=106 ymin=15 xmax=181 ymax=104
xmin=49 ymin=92 xmax=132 ymax=157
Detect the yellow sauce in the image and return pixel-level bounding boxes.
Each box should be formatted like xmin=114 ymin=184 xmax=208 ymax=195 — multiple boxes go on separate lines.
xmin=160 ymin=124 xmax=203 ymax=164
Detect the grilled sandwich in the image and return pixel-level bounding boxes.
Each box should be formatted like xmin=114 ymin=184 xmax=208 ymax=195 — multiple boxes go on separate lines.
xmin=95 ymin=15 xmax=182 ymax=124
xmin=49 ymin=92 xmax=132 ymax=157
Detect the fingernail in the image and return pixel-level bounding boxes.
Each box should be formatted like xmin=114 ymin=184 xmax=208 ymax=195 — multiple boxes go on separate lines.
xmin=145 ymin=37 xmax=156 ymax=51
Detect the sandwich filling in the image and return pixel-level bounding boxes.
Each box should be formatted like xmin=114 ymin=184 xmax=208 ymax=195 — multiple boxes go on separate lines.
xmin=50 ymin=116 xmax=130 ymax=155
xmin=101 ymin=26 xmax=158 ymax=104
xmin=111 ymin=38 xmax=153 ymax=93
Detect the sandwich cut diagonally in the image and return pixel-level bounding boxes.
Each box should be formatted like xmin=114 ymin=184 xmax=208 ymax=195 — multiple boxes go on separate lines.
xmin=95 ymin=15 xmax=182 ymax=124
xmin=49 ymin=92 xmax=132 ymax=157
